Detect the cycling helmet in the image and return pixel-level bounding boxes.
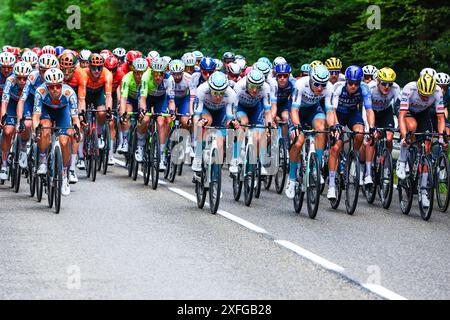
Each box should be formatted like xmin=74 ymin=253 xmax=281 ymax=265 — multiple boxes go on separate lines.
xmin=235 ymin=54 xmax=245 ymax=61
xmin=377 ymin=67 xmax=396 ymax=82
xmin=89 ymin=53 xmax=104 ymax=66
xmin=55 ymin=46 xmax=65 ymax=56
xmin=21 ymin=51 xmax=39 ymax=66
xmin=246 ymin=69 xmax=265 ymax=86
xmin=79 ymin=49 xmax=92 ymax=61
xmin=310 ymin=60 xmax=323 ymax=68
xmin=215 ymin=59 xmax=223 ymax=71
xmin=169 ymin=59 xmax=185 ymax=73
xmin=222 ymin=52 xmax=235 ymax=61
xmin=255 ymin=61 xmax=271 ymax=78
xmin=345 ymin=65 xmax=363 ymax=82
xmin=420 ymin=67 xmax=437 ymax=78
xmin=436 ymin=72 xmax=450 ymax=86
xmin=181 ymin=52 xmax=196 ymax=67
xmin=38 ymin=53 xmax=59 ymax=69
xmin=0 ymin=52 xmax=16 ymax=67
xmin=126 ymin=50 xmax=142 ymax=64
xmin=300 ymin=63 xmax=310 ymax=73
xmin=13 ymin=61 xmax=32 ymax=77
xmin=192 ymin=50 xmax=203 ymax=61
xmin=7 ymin=47 xmax=21 ymax=57
xmin=325 ymin=57 xmax=342 ymax=70
xmin=113 ymin=47 xmax=126 ymax=59
xmin=362 ymin=65 xmax=378 ymax=76
xmin=147 ymin=50 xmax=160 ymax=59
xmin=275 ymin=63 xmax=292 ymax=74
xmin=235 ymin=58 xmax=247 ymax=71
xmin=59 ymin=52 xmax=77 ymax=68
xmin=2 ymin=45 xmax=12 ymax=52
xmin=104 ymin=56 xmax=120 ymax=71
xmin=200 ymin=57 xmax=216 ymax=71
xmin=151 ymin=57 xmax=167 ymax=72
xmin=227 ymin=62 xmax=241 ymax=76
xmin=257 ymin=57 xmax=272 ymax=69
xmin=42 ymin=45 xmax=56 ymax=56
xmin=32 ymin=47 xmax=43 ymax=57
xmin=417 ymin=74 xmax=437 ymax=96
xmin=132 ymin=57 xmax=148 ymax=72
xmin=100 ymin=49 xmax=113 ymax=61
xmin=273 ymin=56 xmax=287 ymax=68
xmin=161 ymin=56 xmax=172 ymax=65
xmin=208 ymin=71 xmax=228 ymax=92
xmin=310 ymin=65 xmax=330 ymax=84
xmin=44 ymin=68 xmax=64 ymax=84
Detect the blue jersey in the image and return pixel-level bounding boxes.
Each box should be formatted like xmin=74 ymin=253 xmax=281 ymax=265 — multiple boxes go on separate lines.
xmin=34 ymin=84 xmax=78 ymax=115
xmin=20 ymin=70 xmax=43 ymax=102
xmin=272 ymin=78 xmax=296 ymax=106
xmin=330 ymin=82 xmax=372 ymax=114
xmin=0 ymin=70 xmax=13 ymax=95
xmin=2 ymin=75 xmax=25 ymax=103
xmin=443 ymin=89 xmax=450 ymax=108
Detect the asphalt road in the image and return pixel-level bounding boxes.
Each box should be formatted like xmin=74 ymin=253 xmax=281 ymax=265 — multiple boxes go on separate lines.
xmin=1 ymin=155 xmax=449 ymax=300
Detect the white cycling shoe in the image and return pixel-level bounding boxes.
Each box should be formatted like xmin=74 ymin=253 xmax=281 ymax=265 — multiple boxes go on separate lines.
xmin=285 ymin=179 xmax=296 ymax=199
xmin=327 ymin=186 xmax=336 ymax=200
xmin=396 ymin=161 xmax=406 ymax=180
xmin=19 ymin=151 xmax=28 ymax=169
xmin=62 ymin=175 xmax=70 ymax=196
xmin=37 ymin=163 xmax=48 ymax=175
xmin=191 ymin=157 xmax=202 ymax=172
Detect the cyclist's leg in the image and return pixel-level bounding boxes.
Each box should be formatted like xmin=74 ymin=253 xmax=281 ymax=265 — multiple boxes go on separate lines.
xmin=328 ymin=111 xmax=346 ymax=191
xmin=311 ymin=105 xmax=327 ymax=168
xmin=94 ymin=88 xmax=107 ymax=131
xmin=1 ymin=102 xmax=17 ymax=176
xmin=177 ymin=95 xmax=192 ymax=153
xmin=53 ymin=107 xmax=72 ymax=174
xmin=119 ymin=100 xmax=134 ymax=151
xmin=37 ymin=107 xmax=53 ymax=169
xmin=21 ymin=98 xmax=33 ymax=154
xmin=153 ymin=95 xmax=169 ymax=161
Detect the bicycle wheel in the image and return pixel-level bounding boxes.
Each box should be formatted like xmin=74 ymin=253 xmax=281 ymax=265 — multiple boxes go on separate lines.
xmin=127 ymin=129 xmax=136 ymax=178
xmin=380 ymin=149 xmax=394 ymax=209
xmin=29 ymin=143 xmax=37 ymax=197
xmin=364 ymin=160 xmax=377 ymax=204
xmin=167 ymin=146 xmax=178 ymax=183
xmin=244 ymin=145 xmax=255 ymax=207
xmin=102 ymin=124 xmax=110 ymax=175
xmin=209 ymin=156 xmax=222 ymax=214
xmin=345 ymin=150 xmax=360 ymax=215
xmin=13 ymin=137 xmax=21 ymax=193
xmin=255 ymin=160 xmax=262 ymax=199
xmin=90 ymin=128 xmax=98 ymax=182
xmin=294 ymin=178 xmax=305 ymax=214
xmin=435 ymin=153 xmax=450 ymax=212
xmin=177 ymin=163 xmax=183 ymax=176
xmin=36 ymin=174 xmax=44 ymax=202
xmin=143 ymin=138 xmax=151 ymax=186
xmin=232 ymin=166 xmax=243 ymax=201
xmin=195 ymin=168 xmax=207 ymax=209
xmin=85 ymin=131 xmax=92 ymax=178
xmin=398 ymin=152 xmax=414 ymax=215
xmin=47 ymin=154 xmax=54 ymax=209
xmin=132 ymin=134 xmax=139 ymax=181
xmin=264 ymin=175 xmax=272 ymax=190
xmin=275 ymin=139 xmax=287 ymax=194
xmin=307 ymin=152 xmax=320 ymax=219
xmin=54 ymin=146 xmax=62 ymax=214
xmin=150 ymin=131 xmax=160 ymax=190
xmin=164 ymin=136 xmax=172 ymax=180
xmin=418 ymin=156 xmax=434 ymax=221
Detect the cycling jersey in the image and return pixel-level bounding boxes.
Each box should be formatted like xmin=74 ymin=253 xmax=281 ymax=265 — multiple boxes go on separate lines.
xmin=2 ymin=75 xmax=33 ymax=124
xmin=120 ymin=71 xmax=142 ymax=100
xmin=172 ymin=73 xmax=190 ymax=98
xmin=271 ymin=77 xmax=296 ymax=111
xmin=234 ymin=77 xmax=271 ymax=110
xmin=399 ymin=82 xmax=444 ymax=114
xmin=85 ymin=68 xmax=113 ymax=94
xmin=20 ymin=70 xmax=43 ymax=102
xmin=189 ymin=72 xmax=207 ymax=97
xmin=65 ymin=67 xmax=87 ymax=99
xmin=368 ymin=81 xmax=400 ymax=112
xmin=329 ymin=81 xmax=372 ymax=114
xmin=0 ymin=70 xmax=13 ymax=95
xmin=443 ymin=89 xmax=450 ymax=108
xmin=292 ymin=76 xmax=333 ymax=110
xmin=2 ymin=75 xmax=26 ymax=103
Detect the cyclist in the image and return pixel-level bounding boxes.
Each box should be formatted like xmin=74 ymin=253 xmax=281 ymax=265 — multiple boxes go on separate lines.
xmin=55 ymin=46 xmax=65 ymax=57
xmin=181 ymin=52 xmax=196 ymax=76
xmin=362 ymin=65 xmax=378 ymax=84
xmin=420 ymin=68 xmax=437 ymax=78
xmin=79 ymin=49 xmax=91 ymax=68
xmin=235 ymin=58 xmax=247 ymax=79
xmin=214 ymin=59 xmax=224 ymax=72
xmin=230 ymin=69 xmax=273 ymax=175
xmin=139 ymin=57 xmax=175 ymax=170
xmin=226 ymin=62 xmax=241 ymax=88
xmin=191 ymin=71 xmax=238 ymax=172
xmin=21 ymin=51 xmax=39 ymax=70
xmin=325 ymin=65 xmax=375 ymax=200
xmin=298 ymin=64 xmax=310 ymax=79
xmin=1 ymin=52 xmax=16 ymax=96
xmin=112 ymin=47 xmax=126 ymax=64
xmin=42 ymin=45 xmax=56 ymax=56
xmin=32 ymin=68 xmax=80 ymax=196
xmin=433 ymin=72 xmax=450 ymax=135
xmin=192 ymin=51 xmax=203 ymax=68
xmin=396 ymin=74 xmax=446 ymax=207
xmin=189 ymin=57 xmax=216 ymax=121
xmin=284 ymin=64 xmax=331 ymax=199
xmin=325 ymin=57 xmax=345 ymax=84
xmin=222 ymin=52 xmax=235 ymax=70
xmin=0 ymin=61 xmax=33 ymax=179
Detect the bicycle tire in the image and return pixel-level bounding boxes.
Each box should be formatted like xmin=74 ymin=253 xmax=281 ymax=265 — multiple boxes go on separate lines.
xmin=54 ymin=146 xmax=62 ymax=214
xmin=255 ymin=160 xmax=262 ymax=199
xmin=418 ymin=155 xmax=434 ymax=221
xmin=102 ymin=124 xmax=110 ymax=175
xmin=150 ymin=131 xmax=160 ymax=190
xmin=232 ymin=166 xmax=243 ymax=201
xmin=244 ymin=145 xmax=255 ymax=207
xmin=13 ymin=136 xmax=21 ymax=193
xmin=47 ymin=153 xmax=54 ymax=209
xmin=345 ymin=150 xmax=360 ymax=215
xmin=143 ymin=137 xmax=151 ymax=186
xmin=398 ymin=150 xmax=414 ymax=215
xmin=90 ymin=128 xmax=98 ymax=182
xmin=307 ymin=152 xmax=320 ymax=219
xmin=435 ymin=152 xmax=450 ymax=212
xmin=209 ymin=155 xmax=221 ymax=214
xmin=196 ymin=167 xmax=207 ymax=209
xmin=275 ymin=139 xmax=287 ymax=194
xmin=380 ymin=148 xmax=394 ymax=209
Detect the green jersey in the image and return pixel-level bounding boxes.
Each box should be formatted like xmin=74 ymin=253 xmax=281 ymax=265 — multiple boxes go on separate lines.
xmin=120 ymin=71 xmax=142 ymax=100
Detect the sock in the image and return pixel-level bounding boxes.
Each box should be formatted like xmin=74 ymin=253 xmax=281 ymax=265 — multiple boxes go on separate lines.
xmin=399 ymin=144 xmax=408 ymax=162
xmin=329 ymin=171 xmax=336 ymax=188
xmin=421 ymin=172 xmax=428 ymax=187
xmin=137 ymin=132 xmax=145 ymax=147
xmin=160 ymin=144 xmax=165 ymax=159
xmin=123 ymin=130 xmax=129 ymax=143
xmin=366 ymin=161 xmax=371 ymax=177
xmin=289 ymin=161 xmax=298 ymax=181
xmin=360 ymin=161 xmax=365 ymax=177
xmin=195 ymin=140 xmax=202 ymax=158
xmin=316 ymin=149 xmax=323 ymax=168
xmin=118 ymin=131 xmax=123 ymax=145
xmin=2 ymin=160 xmax=6 ymax=167
xmin=110 ymin=140 xmax=115 ymax=156
xmin=78 ymin=141 xmax=84 ymax=159
xmin=70 ymin=154 xmax=77 ymax=170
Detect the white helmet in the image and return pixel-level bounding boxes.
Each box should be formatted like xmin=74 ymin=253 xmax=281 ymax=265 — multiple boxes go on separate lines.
xmin=362 ymin=65 xmax=378 ymax=76
xmin=44 ymin=68 xmax=64 ymax=84
xmin=420 ymin=67 xmax=437 ymax=78
xmin=192 ymin=50 xmax=203 ymax=61
xmin=132 ymin=57 xmax=148 ymax=72
xmin=113 ymin=47 xmax=126 ymax=58
xmin=181 ymin=52 xmax=196 ymax=67
xmin=227 ymin=62 xmax=241 ymax=76
xmin=208 ymin=71 xmax=228 ymax=92
xmin=0 ymin=51 xmax=16 ymax=67
xmin=214 ymin=59 xmax=223 ymax=71
xmin=235 ymin=58 xmax=247 ymax=71
xmin=2 ymin=45 xmax=12 ymax=52
xmin=273 ymin=56 xmax=287 ymax=68
xmin=79 ymin=49 xmax=92 ymax=61
xmin=39 ymin=53 xmax=59 ymax=69
xmin=42 ymin=45 xmax=56 ymax=56
xmin=169 ymin=59 xmax=185 ymax=73
xmin=161 ymin=56 xmax=172 ymax=65
xmin=436 ymin=72 xmax=450 ymax=85
xmin=148 ymin=50 xmax=160 ymax=59
xmin=13 ymin=61 xmax=33 ymax=77
xmin=151 ymin=57 xmax=167 ymax=72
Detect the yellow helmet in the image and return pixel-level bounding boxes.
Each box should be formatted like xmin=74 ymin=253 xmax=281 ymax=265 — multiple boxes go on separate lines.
xmin=377 ymin=67 xmax=396 ymax=82
xmin=417 ymin=74 xmax=436 ymax=96
xmin=325 ymin=57 xmax=342 ymax=70
xmin=310 ymin=60 xmax=323 ymax=68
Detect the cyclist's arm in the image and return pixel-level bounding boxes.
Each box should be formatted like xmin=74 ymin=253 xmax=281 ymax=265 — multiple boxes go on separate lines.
xmin=398 ymin=85 xmax=412 ymax=138
xmin=1 ymin=79 xmax=12 ymax=119
xmin=69 ymin=92 xmax=80 ymax=129
xmin=77 ymin=71 xmax=87 ymax=112
xmin=104 ymin=70 xmax=113 ymax=110
xmin=120 ymin=74 xmax=131 ymax=116
xmin=166 ymin=77 xmax=176 ymax=112
xmin=435 ymin=89 xmax=446 ymax=134
xmin=362 ymin=84 xmax=374 ymax=128
xmin=32 ymin=91 xmax=43 ymax=131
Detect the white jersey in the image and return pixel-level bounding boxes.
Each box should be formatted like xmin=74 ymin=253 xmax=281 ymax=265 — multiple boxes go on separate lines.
xmin=368 ymin=81 xmax=401 ymax=112
xmin=293 ymin=76 xmax=333 ymax=110
xmin=399 ymin=82 xmax=444 ymax=114
xmin=150 ymin=74 xmax=175 ymax=98
xmin=234 ymin=77 xmax=271 ymax=109
xmin=171 ymin=72 xmax=190 ymax=98
xmin=189 ymin=72 xmax=207 ymax=97
xmin=194 ymin=82 xmax=237 ymax=118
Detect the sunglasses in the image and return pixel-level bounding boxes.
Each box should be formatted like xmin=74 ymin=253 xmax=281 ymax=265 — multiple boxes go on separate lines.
xmin=312 ymin=81 xmax=327 ymax=88
xmin=380 ymin=81 xmax=393 ymax=87
xmin=62 ymin=67 xmax=75 ymax=73
xmin=152 ymin=71 xmax=164 ymax=77
xmin=47 ymin=84 xmax=62 ymax=90
xmin=277 ymin=74 xmax=289 ymax=79
xmin=329 ymin=70 xmax=340 ymax=75
xmin=201 ymin=70 xmax=214 ymax=75
xmin=211 ymin=90 xmax=225 ymax=97
xmin=16 ymin=76 xmax=27 ymax=82
xmin=347 ymin=81 xmax=360 ymax=87
xmin=90 ymin=66 xmax=103 ymax=72
xmin=248 ymin=83 xmax=262 ymax=91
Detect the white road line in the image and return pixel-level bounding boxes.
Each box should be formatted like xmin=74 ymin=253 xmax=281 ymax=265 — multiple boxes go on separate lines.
xmin=274 ymin=240 xmax=345 ymax=274
xmin=113 ymin=157 xmax=407 ymax=300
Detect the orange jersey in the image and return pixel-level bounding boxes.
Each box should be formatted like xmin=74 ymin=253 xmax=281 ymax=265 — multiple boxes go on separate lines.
xmin=85 ymin=68 xmax=113 ymax=95
xmin=66 ymin=67 xmax=88 ymax=99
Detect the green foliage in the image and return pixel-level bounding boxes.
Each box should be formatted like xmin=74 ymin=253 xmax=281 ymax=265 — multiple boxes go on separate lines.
xmin=0 ymin=0 xmax=448 ymax=85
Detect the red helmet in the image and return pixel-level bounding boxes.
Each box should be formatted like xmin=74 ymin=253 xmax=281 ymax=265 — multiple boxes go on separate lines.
xmin=100 ymin=49 xmax=113 ymax=57
xmin=126 ymin=50 xmax=142 ymax=64
xmin=32 ymin=47 xmax=43 ymax=57
xmin=104 ymin=56 xmax=119 ymax=71
xmin=7 ymin=46 xmax=21 ymax=57
xmin=145 ymin=57 xmax=152 ymax=67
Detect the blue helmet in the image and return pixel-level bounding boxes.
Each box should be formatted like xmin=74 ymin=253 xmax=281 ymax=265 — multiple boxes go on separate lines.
xmin=257 ymin=57 xmax=272 ymax=69
xmin=55 ymin=46 xmax=65 ymax=56
xmin=300 ymin=63 xmax=310 ymax=73
xmin=200 ymin=57 xmax=216 ymax=71
xmin=309 ymin=65 xmax=330 ymax=84
xmin=275 ymin=63 xmax=292 ymax=74
xmin=345 ymin=65 xmax=363 ymax=81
